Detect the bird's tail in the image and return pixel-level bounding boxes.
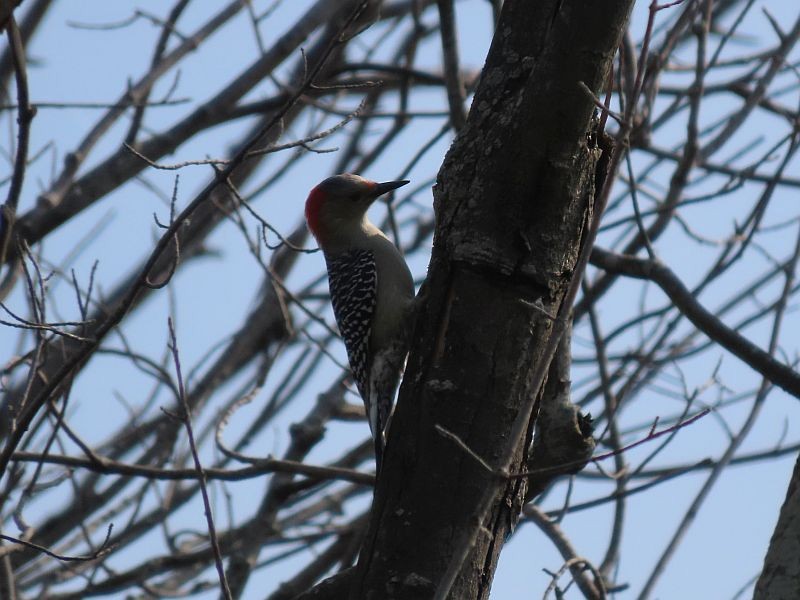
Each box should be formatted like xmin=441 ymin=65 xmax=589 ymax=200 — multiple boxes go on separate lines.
xmin=366 ymin=345 xmax=406 ymax=474
xmin=367 ymin=389 xmax=391 ymax=474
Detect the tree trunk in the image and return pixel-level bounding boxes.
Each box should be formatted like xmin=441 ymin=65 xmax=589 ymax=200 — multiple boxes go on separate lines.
xmin=303 ymin=1 xmax=634 ymax=598
xmin=754 ymin=452 xmax=800 ymax=599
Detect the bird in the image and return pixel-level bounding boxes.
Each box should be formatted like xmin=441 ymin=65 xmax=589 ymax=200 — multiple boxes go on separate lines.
xmin=305 ymin=173 xmax=415 ymax=472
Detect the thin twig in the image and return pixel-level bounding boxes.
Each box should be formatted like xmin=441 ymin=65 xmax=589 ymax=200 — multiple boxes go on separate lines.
xmin=0 ymin=523 xmax=114 ymax=562
xmin=0 ymin=17 xmax=35 ymax=268
xmin=167 ymin=318 xmax=233 ymax=600
xmin=527 ymin=505 xmax=606 ymax=600
xmin=436 ymin=0 xmax=466 ymax=131
xmin=123 ymin=99 xmax=366 ymax=171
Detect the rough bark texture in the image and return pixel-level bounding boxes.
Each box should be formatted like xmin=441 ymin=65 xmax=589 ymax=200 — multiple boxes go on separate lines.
xmin=755 ymin=452 xmax=800 ymax=599
xmin=345 ymin=1 xmax=635 ymax=599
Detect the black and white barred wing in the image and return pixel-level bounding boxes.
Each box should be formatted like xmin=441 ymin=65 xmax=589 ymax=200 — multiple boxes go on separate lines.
xmin=325 ymin=249 xmax=377 ymax=401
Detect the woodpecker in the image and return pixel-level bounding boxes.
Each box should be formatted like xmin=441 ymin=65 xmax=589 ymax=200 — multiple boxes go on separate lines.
xmin=305 ymin=173 xmax=414 ymax=471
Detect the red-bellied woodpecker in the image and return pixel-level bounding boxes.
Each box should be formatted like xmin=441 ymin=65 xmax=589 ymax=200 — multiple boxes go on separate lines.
xmin=305 ymin=173 xmax=414 ymax=472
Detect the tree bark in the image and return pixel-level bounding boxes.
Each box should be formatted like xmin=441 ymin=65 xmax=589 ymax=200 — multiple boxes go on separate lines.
xmin=340 ymin=1 xmax=635 ymax=598
xmin=754 ymin=452 xmax=800 ymax=599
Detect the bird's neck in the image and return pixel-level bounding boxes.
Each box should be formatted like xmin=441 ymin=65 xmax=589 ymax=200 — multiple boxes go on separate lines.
xmin=318 ymin=216 xmax=383 ymax=255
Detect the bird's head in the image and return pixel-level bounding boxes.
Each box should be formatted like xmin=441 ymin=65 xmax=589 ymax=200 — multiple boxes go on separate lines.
xmin=305 ymin=173 xmax=409 ymax=243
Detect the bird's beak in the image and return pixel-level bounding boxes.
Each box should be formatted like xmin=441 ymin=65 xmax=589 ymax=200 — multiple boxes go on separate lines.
xmin=372 ymin=179 xmax=409 ymax=198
